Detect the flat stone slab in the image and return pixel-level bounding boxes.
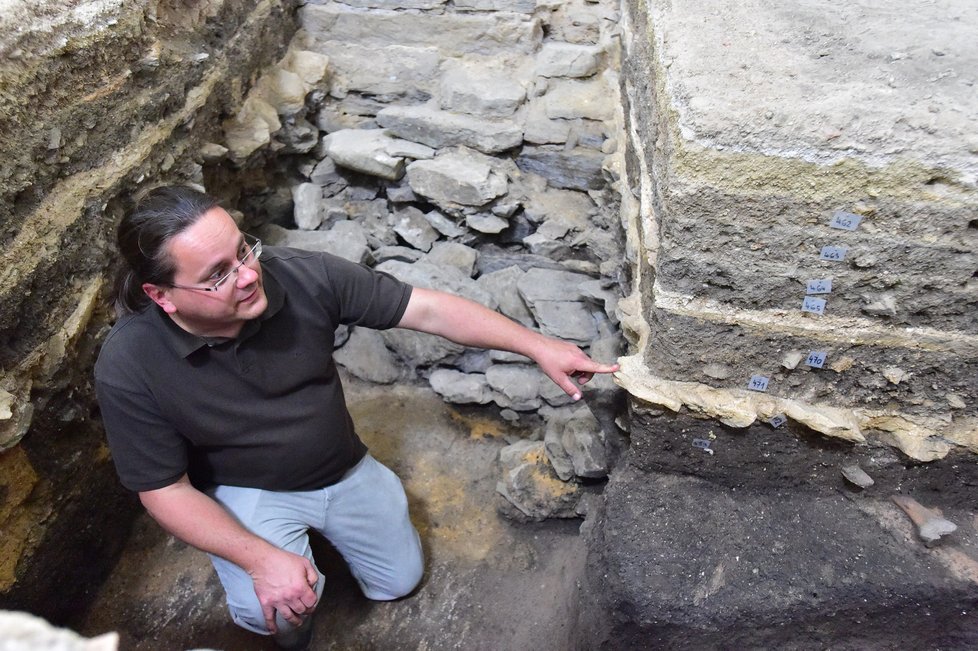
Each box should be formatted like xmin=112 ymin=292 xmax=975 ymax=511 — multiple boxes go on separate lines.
xmin=647 ymin=0 xmax=978 ymax=180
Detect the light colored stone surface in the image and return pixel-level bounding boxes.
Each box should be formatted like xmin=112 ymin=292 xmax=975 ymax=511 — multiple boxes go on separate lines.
xmin=440 ymin=60 xmax=528 ymax=118
xmin=0 ymin=610 xmax=118 ymax=651
xmin=321 ymin=129 xmax=410 ymax=181
xmin=647 ymin=0 xmax=978 ymax=180
xmin=333 ymin=327 xmax=402 ymax=383
xmin=378 ymin=104 xmax=523 ymax=154
xmin=300 ymin=4 xmax=543 ymax=56
xmin=536 ymin=43 xmax=604 ymax=78
xmin=406 ymin=148 xmax=509 ymax=209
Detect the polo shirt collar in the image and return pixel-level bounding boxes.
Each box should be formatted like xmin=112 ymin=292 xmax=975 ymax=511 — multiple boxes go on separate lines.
xmin=153 ymin=269 xmax=287 ymax=358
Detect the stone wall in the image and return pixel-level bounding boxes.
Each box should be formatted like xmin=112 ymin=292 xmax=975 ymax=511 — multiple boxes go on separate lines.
xmin=0 ymin=0 xmax=299 ymax=619
xmin=234 ymin=0 xmax=629 ymax=520
xmin=614 ymin=0 xmax=977 ymax=462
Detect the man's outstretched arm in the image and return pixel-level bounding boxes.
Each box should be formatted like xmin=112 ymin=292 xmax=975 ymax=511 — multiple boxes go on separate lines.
xmin=396 ymin=287 xmax=619 ymax=400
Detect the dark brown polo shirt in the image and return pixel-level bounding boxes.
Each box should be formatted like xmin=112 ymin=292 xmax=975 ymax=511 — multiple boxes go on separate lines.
xmin=94 ymin=246 xmax=412 ymax=493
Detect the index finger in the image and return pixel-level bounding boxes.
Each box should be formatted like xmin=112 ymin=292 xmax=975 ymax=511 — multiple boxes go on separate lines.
xmin=577 ymin=359 xmax=620 ymax=374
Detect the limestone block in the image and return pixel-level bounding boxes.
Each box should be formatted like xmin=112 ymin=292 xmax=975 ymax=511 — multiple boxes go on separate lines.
xmin=280 ymin=48 xmax=330 ymax=89
xmin=516 ymin=145 xmax=605 ymax=191
xmin=465 ymin=213 xmax=509 ymax=234
xmin=454 ymin=0 xmax=537 ymax=12
xmin=292 ymin=183 xmax=324 ymax=230
xmin=517 ymin=267 xmax=595 ymax=303
xmin=640 ymin=302 xmax=978 ymax=423
xmin=530 ymin=301 xmax=599 ymax=344
xmin=545 ymin=0 xmax=619 ymax=45
xmin=0 ymin=611 xmax=118 ymax=650
xmin=300 ymin=5 xmax=543 ymax=56
xmin=373 ymin=246 xmax=425 ymax=265
xmin=425 ymin=242 xmax=479 ymax=277
xmin=377 ymin=260 xmax=498 ymax=309
xmin=258 ymin=222 xmax=369 ymax=264
xmin=255 ymin=68 xmax=307 ymax=117
xmin=476 ymin=266 xmax=536 ymax=327
xmin=309 ymin=158 xmax=350 ymax=196
xmin=522 ymin=98 xmax=571 ymax=144
xmin=223 ymin=95 xmax=281 ymax=160
xmin=521 ymin=185 xmax=594 ymax=227
xmin=423 ymin=210 xmax=469 ymax=238
xmin=334 ymin=328 xmax=402 ymax=383
xmin=496 ymin=440 xmax=582 ymax=521
xmin=429 ymin=369 xmax=494 ymax=404
xmin=392 ymin=206 xmax=440 ymax=252
xmin=544 ymin=78 xmax=614 ymax=122
xmin=440 ymin=61 xmax=528 ymax=118
xmin=653 ymin=192 xmax=978 ymax=330
xmin=486 ymin=364 xmax=547 ymax=411
xmin=406 ymin=148 xmax=508 ymax=209
xmin=322 ymin=129 xmax=413 ymax=181
xmin=311 ymin=41 xmax=441 ymax=98
xmin=544 ymin=405 xmax=608 ymax=479
xmin=377 ymin=104 xmax=523 ymax=154
xmin=383 ymin=329 xmax=465 ymax=368
xmin=334 ymin=0 xmax=447 ymax=9
xmin=536 ymin=43 xmax=604 ymax=78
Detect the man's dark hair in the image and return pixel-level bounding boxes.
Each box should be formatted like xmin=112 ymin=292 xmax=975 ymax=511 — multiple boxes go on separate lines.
xmin=114 ymin=185 xmax=221 ymax=315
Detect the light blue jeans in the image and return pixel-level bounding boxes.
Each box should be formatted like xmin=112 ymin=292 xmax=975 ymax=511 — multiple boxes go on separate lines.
xmin=206 ymin=454 xmax=424 ymax=636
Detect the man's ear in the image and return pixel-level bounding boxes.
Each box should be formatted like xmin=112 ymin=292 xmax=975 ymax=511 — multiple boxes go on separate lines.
xmin=142 ymin=283 xmax=177 ymax=314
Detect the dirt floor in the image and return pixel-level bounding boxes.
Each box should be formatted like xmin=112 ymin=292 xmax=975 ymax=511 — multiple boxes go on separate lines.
xmin=77 ymin=373 xmax=588 ymax=650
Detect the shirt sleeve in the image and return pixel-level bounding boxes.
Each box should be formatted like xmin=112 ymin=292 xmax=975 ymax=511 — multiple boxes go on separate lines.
xmin=320 ymin=253 xmax=413 ymax=329
xmin=95 ymin=379 xmax=189 ymax=492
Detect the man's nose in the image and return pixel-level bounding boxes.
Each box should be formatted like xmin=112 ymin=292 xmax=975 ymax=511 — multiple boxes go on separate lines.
xmin=236 ymin=262 xmax=259 ymax=287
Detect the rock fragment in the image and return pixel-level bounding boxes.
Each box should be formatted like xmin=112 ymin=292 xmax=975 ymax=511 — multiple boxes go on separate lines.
xmin=841 ymin=464 xmax=874 ymax=489
xmin=891 ymin=495 xmax=958 ymax=547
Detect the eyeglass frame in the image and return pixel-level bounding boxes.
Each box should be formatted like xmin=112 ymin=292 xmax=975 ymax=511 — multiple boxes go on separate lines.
xmin=166 ymin=233 xmax=263 ymax=293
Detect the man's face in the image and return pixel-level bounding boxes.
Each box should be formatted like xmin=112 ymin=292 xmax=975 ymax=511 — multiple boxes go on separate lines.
xmin=143 ymin=207 xmax=268 ymax=338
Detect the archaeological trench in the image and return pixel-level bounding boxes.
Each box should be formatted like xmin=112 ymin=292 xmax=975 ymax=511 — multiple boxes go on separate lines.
xmin=1 ymin=0 xmax=976 ymax=649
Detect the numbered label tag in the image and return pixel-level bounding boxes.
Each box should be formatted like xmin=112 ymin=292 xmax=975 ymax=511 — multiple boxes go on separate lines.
xmin=769 ymin=414 xmax=787 ymax=428
xmin=802 ymin=296 xmax=826 ymax=315
xmin=829 ymin=211 xmax=863 ymax=231
xmin=692 ymin=438 xmax=712 ymax=450
xmin=805 ymin=351 xmax=827 ymax=368
xmin=806 ymin=278 xmax=833 ymax=295
xmin=819 ymin=245 xmax=848 ymax=261
xmin=748 ymin=375 xmax=770 ymax=392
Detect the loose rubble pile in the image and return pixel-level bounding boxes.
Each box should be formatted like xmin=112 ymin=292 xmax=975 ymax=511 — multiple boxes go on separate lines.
xmin=209 ymin=0 xmax=627 ymax=520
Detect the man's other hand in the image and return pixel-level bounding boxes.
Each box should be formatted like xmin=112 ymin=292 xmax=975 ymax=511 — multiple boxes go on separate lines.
xmin=250 ymin=548 xmax=319 ymax=633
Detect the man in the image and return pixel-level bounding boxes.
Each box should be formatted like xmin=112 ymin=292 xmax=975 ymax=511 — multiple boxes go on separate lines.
xmin=95 ymin=185 xmax=619 ymax=649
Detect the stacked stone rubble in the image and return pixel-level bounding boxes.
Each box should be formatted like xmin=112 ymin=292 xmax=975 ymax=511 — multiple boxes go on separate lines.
xmin=217 ymin=0 xmax=628 ymax=519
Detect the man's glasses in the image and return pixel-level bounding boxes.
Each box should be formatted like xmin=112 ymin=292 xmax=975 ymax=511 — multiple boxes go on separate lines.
xmin=168 ymin=233 xmax=262 ymax=293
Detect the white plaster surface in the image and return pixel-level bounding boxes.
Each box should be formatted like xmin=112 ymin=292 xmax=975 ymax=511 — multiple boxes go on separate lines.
xmin=649 ymin=0 xmax=978 ymax=180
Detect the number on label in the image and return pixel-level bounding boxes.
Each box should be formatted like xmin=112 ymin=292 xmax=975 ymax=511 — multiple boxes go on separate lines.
xmin=829 ymin=211 xmax=863 ymax=231
xmin=802 ymin=296 xmax=826 ymax=315
xmin=819 ymin=245 xmax=848 ymax=261
xmin=806 ymin=278 xmax=833 ymax=295
xmin=769 ymin=414 xmax=787 ymax=428
xmin=748 ymin=375 xmax=770 ymax=392
xmin=805 ymin=351 xmax=827 ymax=368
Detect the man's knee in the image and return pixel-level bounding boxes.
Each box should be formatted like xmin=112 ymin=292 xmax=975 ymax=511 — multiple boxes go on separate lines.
xmin=363 ymin=563 xmax=423 ymax=600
